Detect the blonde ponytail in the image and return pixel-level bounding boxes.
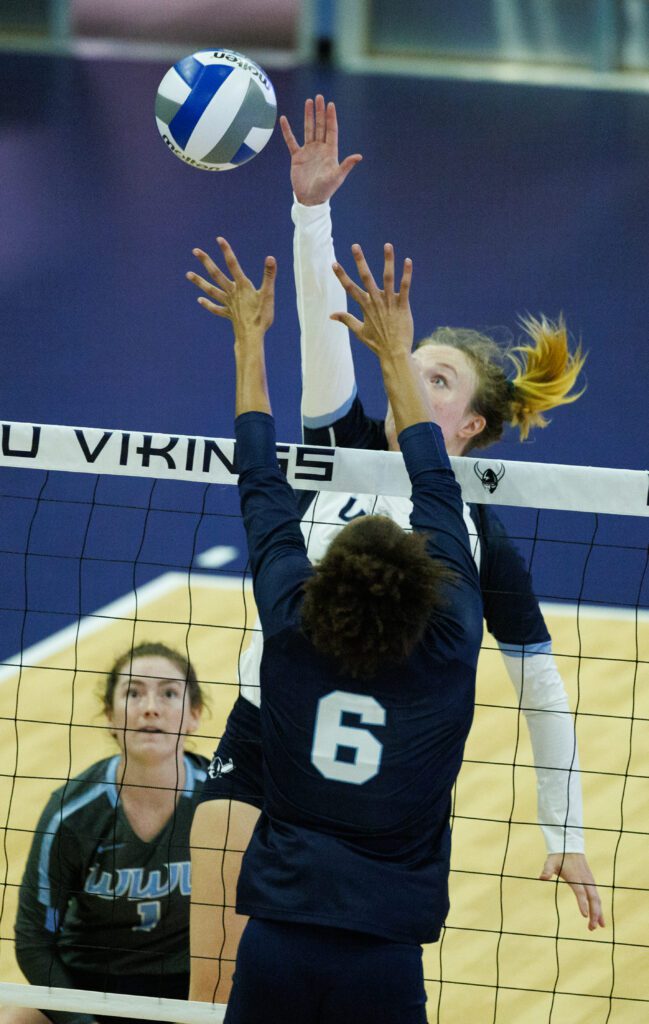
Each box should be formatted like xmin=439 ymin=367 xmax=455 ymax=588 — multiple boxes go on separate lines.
xmin=508 ymin=315 xmax=587 ymax=441
xmin=414 ymin=315 xmax=587 ymax=452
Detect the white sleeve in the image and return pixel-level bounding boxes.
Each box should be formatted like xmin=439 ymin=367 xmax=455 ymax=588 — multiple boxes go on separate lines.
xmin=499 ymin=644 xmax=585 ymax=854
xmin=292 ymin=198 xmax=357 ymax=432
xmin=238 ymin=625 xmax=262 ymax=707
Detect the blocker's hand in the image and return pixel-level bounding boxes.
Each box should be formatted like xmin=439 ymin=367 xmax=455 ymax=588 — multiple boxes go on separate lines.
xmin=539 ymin=852 xmax=605 ymax=930
xmin=331 ymin=243 xmax=414 ymax=359
xmin=187 ymin=237 xmax=276 ymax=341
xmin=280 ymin=94 xmax=362 ymax=206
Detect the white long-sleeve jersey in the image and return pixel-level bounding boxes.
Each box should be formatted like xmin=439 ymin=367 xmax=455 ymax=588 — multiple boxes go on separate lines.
xmin=238 ymin=198 xmax=584 ymax=856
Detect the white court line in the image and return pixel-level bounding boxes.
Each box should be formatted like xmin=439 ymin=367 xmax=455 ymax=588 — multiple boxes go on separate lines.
xmin=540 ymin=601 xmax=649 ymax=622
xmin=0 ymin=570 xmax=253 ymax=686
xmin=195 ymin=545 xmax=238 ymax=569
xmin=1 ymin=573 xmax=643 ymax=689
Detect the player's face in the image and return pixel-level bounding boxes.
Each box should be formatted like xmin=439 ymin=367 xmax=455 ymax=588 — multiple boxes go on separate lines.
xmin=384 ymin=344 xmax=486 ymax=455
xmin=107 ymin=655 xmax=200 ymax=761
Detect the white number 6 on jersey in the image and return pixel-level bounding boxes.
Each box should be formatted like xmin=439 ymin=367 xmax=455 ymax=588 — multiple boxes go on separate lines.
xmin=311 ymin=690 xmax=386 ymax=785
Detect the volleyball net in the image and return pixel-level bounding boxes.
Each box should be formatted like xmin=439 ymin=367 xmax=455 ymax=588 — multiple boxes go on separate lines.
xmin=0 ymin=419 xmax=647 ymax=1024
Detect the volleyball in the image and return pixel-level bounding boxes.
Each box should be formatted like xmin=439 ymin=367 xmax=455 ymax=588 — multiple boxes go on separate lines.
xmin=155 ymin=49 xmax=277 ymax=171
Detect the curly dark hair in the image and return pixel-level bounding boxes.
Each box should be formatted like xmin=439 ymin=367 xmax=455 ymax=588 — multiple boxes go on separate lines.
xmin=301 ymin=516 xmax=455 ymax=679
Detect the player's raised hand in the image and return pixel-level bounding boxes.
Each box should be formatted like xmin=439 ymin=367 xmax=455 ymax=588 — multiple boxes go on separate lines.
xmin=331 ymin=243 xmax=414 ymax=359
xmin=280 ymin=94 xmax=362 ymax=206
xmin=539 ymin=852 xmax=605 ymax=931
xmin=187 ymin=237 xmax=276 ymax=342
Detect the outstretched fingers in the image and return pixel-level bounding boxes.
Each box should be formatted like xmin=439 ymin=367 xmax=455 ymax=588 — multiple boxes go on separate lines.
xmin=186 ymin=268 xmax=227 ymax=303
xmin=382 ymin=244 xmax=412 ymax=300
xmin=330 ymin=310 xmax=365 ymax=337
xmin=350 ymin=243 xmax=380 ymax=295
xmin=260 ymin=255 xmax=277 ymax=298
xmin=339 ymin=153 xmax=363 ymax=178
xmin=333 ymin=244 xmax=411 ymax=308
xmin=216 ymin=236 xmax=247 ymax=282
xmin=195 ymin=295 xmax=230 ymax=318
xmin=304 ymin=96 xmax=314 ymax=144
xmin=314 ymin=93 xmax=326 ymax=142
xmin=325 ymin=99 xmax=338 ymax=145
xmin=382 ymin=243 xmax=395 ymax=294
xmin=279 ymin=114 xmax=299 ymax=155
xmin=399 ymin=256 xmax=413 ymax=302
xmin=331 ymin=243 xmax=414 ymax=359
xmin=332 ymin=258 xmax=367 ymax=307
xmin=191 ymin=247 xmax=232 ymax=291
xmin=282 ymin=96 xmax=349 ymax=153
xmin=187 ymin=241 xmax=277 ymax=330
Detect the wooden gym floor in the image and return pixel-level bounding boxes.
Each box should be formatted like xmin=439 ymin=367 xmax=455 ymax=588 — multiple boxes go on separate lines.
xmin=1 ymin=575 xmax=646 ymax=1022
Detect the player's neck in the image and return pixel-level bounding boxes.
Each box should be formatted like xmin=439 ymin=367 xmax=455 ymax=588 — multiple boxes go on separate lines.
xmin=117 ymin=750 xmax=186 ymax=794
xmin=116 ymin=754 xmax=186 ymax=841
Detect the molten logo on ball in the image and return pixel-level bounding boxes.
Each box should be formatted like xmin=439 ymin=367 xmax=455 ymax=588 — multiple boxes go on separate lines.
xmin=155 ymin=49 xmax=277 ymax=171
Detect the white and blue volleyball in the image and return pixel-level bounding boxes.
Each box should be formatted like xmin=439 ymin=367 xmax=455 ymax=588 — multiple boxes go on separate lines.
xmin=155 ymin=50 xmax=277 ymax=171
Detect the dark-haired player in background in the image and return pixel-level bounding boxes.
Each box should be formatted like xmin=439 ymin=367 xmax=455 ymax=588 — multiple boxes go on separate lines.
xmin=3 ymin=644 xmax=207 ymax=1024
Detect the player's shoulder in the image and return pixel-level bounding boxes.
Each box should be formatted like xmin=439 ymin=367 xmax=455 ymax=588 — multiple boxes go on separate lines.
xmin=183 ymin=752 xmax=210 ymax=795
xmin=51 ymin=755 xmax=118 ymax=794
xmin=39 ymin=756 xmax=121 ymax=825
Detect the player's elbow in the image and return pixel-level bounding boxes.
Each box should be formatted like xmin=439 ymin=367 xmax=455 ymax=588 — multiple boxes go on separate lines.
xmin=458 ymin=597 xmax=484 ymax=657
xmin=14 ymin=931 xmax=44 ymax=982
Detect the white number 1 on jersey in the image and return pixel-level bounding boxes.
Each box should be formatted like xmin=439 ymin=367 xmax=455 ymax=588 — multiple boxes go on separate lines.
xmin=311 ymin=690 xmax=386 ymax=785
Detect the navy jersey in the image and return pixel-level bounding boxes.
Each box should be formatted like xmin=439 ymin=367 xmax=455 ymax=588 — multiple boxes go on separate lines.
xmin=234 ymin=412 xmax=483 ymax=945
xmin=15 ymin=754 xmax=207 ymax=1003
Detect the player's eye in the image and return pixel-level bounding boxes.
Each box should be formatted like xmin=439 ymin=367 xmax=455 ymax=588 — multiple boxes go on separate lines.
xmin=430 ymin=374 xmax=447 ymax=387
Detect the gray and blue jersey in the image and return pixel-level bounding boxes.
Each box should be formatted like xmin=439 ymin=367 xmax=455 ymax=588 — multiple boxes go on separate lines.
xmin=15 ymin=753 xmax=207 ymax=987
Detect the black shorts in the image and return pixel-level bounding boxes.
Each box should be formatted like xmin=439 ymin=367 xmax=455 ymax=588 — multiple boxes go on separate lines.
xmin=198 ymin=695 xmax=263 ymax=809
xmin=224 ymin=919 xmax=427 ymax=1024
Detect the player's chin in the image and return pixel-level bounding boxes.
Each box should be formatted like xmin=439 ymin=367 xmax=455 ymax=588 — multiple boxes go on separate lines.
xmin=128 ymin=729 xmax=170 ymax=748
xmin=125 ymin=734 xmax=178 ymax=762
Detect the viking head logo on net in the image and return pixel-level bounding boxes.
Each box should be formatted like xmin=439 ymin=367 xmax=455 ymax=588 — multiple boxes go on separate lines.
xmin=208 ymin=756 xmax=234 ymax=780
xmin=474 ymin=462 xmax=505 ymax=493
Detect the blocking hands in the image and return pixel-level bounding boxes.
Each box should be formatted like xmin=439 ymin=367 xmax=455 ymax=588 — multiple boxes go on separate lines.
xmin=333 ymin=243 xmax=432 ymax=436
xmin=331 ymin=243 xmax=414 ymax=360
xmin=187 ymin=237 xmax=276 ymax=344
xmin=280 ymin=94 xmax=362 ymax=206
xmin=187 ymin=238 xmax=276 ymax=415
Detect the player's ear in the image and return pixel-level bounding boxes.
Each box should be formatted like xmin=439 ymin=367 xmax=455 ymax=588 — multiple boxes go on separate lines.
xmin=459 ymin=413 xmax=486 ymax=442
xmin=184 ymin=704 xmax=201 ymax=735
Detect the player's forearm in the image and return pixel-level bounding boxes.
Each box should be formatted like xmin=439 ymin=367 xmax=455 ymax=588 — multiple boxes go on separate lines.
xmin=380 ymin=351 xmax=432 ymax=434
xmin=234 ymin=334 xmax=271 ymax=417
xmin=16 ymin=934 xmax=93 ymax=1024
xmin=500 ymin=646 xmax=585 ymax=851
xmin=292 ymin=200 xmax=356 ymax=427
xmin=523 ymin=703 xmax=584 ymax=852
